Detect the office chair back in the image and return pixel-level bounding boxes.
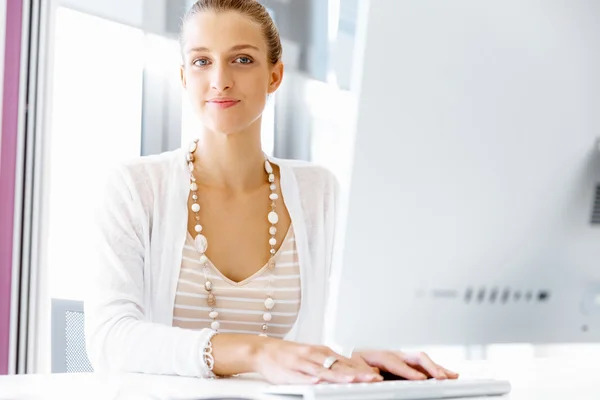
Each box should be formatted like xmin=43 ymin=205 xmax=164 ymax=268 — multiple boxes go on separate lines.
xmin=51 ymin=298 xmax=94 ymax=373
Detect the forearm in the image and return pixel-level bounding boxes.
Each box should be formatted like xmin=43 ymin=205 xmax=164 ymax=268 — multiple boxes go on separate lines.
xmin=210 ymin=333 xmax=266 ymax=376
xmin=86 ymin=313 xmax=209 ymax=377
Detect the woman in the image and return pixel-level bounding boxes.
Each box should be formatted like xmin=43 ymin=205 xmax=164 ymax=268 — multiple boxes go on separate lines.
xmin=85 ymin=0 xmax=459 ymax=384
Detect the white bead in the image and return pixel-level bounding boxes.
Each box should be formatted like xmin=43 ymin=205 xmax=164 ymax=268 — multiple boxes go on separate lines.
xmin=268 ymin=211 xmax=279 ymax=224
xmin=269 ymin=174 xmax=275 ymax=183
xmin=211 ymin=321 xmax=220 ymax=330
xmin=190 ymin=182 xmax=198 ymax=191
xmin=188 ymin=162 xmax=194 ymax=172
xmin=270 ymin=249 xmax=276 ymax=255
xmin=264 ymin=297 xmax=275 ymax=310
xmin=269 ymin=227 xmax=277 ymax=235
xmin=269 ymin=193 xmax=279 ymax=201
xmin=270 ymin=184 xmax=276 ymax=191
xmin=194 ymin=234 xmax=208 ymax=253
xmin=269 ymin=238 xmax=277 ymax=246
xmin=204 ymin=281 xmax=213 ymax=291
xmin=194 ymin=224 xmax=203 ymax=233
xmin=263 ymin=313 xmax=272 ymax=322
xmin=189 ymin=141 xmax=197 ymax=152
xmin=264 ymin=160 xmax=273 ymax=174
xmin=199 ymin=254 xmax=208 ymax=264
xmin=209 ymin=311 xmax=219 ymax=319
xmin=191 ymin=203 xmax=200 ymax=213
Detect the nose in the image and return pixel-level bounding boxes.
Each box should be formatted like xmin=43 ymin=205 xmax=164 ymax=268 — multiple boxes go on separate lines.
xmin=210 ymin=62 xmax=233 ymax=92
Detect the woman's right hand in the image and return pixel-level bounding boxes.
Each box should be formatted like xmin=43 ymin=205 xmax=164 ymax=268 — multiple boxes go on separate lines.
xmin=251 ymin=337 xmax=384 ymax=385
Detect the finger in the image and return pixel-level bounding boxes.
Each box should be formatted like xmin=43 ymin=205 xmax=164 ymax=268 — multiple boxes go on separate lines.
xmin=296 ymin=360 xmax=356 ymax=384
xmin=307 ymin=348 xmax=380 ymax=382
xmin=371 ymin=352 xmax=427 ymax=381
xmin=331 ymin=360 xmax=382 ymax=382
xmin=322 ymin=349 xmax=382 ymax=381
xmin=270 ymin=369 xmax=320 ymax=385
xmin=350 ymin=353 xmax=379 ymax=373
xmin=401 ymin=352 xmax=447 ymax=380
xmin=347 ymin=354 xmax=383 ymax=380
xmin=442 ymin=367 xmax=460 ymax=379
xmin=296 ymin=348 xmax=357 ymax=384
xmin=406 ymin=361 xmax=458 ymax=379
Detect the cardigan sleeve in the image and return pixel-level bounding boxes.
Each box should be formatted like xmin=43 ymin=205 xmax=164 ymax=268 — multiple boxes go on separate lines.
xmin=84 ymin=165 xmax=212 ymax=377
xmin=322 ymin=170 xmax=351 ymax=354
xmin=324 ymin=171 xmax=342 ymax=285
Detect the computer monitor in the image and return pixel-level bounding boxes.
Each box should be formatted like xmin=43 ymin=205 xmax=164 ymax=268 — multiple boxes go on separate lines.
xmin=327 ymin=0 xmax=600 ymax=351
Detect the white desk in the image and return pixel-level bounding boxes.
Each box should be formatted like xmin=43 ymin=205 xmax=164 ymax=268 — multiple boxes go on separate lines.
xmin=1 ymin=358 xmax=598 ymax=400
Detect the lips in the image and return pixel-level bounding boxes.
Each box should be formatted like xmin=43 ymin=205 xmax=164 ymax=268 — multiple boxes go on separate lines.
xmin=207 ymin=98 xmax=240 ymax=109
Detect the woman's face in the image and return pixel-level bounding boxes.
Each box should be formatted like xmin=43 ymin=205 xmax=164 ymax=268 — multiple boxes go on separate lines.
xmin=180 ymin=11 xmax=283 ymax=135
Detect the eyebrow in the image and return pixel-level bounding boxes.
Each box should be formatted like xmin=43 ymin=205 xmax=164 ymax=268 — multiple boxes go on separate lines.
xmin=187 ymin=44 xmax=261 ymax=53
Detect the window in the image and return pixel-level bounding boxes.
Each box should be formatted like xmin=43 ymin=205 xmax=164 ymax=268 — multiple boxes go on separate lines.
xmin=46 ymin=8 xmax=144 ymax=301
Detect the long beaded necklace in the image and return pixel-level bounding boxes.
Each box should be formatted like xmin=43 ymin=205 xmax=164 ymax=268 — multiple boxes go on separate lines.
xmin=187 ymin=139 xmax=278 ymax=337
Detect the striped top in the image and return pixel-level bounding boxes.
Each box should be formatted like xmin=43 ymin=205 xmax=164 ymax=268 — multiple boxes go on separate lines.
xmin=172 ymin=226 xmax=301 ymax=338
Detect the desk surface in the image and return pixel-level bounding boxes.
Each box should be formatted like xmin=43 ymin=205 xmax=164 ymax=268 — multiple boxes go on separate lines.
xmin=1 ymin=358 xmax=598 ymax=400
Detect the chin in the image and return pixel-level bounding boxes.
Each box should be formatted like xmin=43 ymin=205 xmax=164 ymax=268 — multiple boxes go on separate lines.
xmin=206 ymin=121 xmax=248 ymax=136
xmin=204 ymin=112 xmax=261 ymax=136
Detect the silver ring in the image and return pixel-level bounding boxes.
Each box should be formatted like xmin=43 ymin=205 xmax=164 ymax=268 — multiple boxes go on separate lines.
xmin=322 ymin=356 xmax=338 ymax=370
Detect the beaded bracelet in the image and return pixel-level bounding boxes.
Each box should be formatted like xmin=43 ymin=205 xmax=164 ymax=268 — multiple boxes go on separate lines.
xmin=200 ymin=329 xmax=219 ymax=378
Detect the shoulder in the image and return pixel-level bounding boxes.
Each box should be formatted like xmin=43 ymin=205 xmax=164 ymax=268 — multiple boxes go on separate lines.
xmin=103 ymin=148 xmax=186 ymax=203
xmin=273 ymin=157 xmax=338 ymax=194
xmin=106 ymin=148 xmax=185 ymax=189
xmin=117 ymin=148 xmax=185 ymax=183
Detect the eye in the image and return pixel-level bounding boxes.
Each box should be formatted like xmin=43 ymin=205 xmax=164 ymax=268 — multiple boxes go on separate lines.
xmin=235 ymin=56 xmax=253 ymax=64
xmin=193 ymin=58 xmax=210 ymax=67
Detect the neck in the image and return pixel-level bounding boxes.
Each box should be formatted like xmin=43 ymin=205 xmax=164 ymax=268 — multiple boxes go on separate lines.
xmin=192 ymin=120 xmax=268 ymax=193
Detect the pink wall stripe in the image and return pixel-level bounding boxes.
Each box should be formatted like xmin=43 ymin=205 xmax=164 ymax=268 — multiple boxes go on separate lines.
xmin=0 ymin=0 xmax=24 ymax=375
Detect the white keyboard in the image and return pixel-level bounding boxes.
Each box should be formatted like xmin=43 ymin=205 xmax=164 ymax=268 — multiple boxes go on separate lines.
xmin=263 ymin=378 xmax=511 ymax=400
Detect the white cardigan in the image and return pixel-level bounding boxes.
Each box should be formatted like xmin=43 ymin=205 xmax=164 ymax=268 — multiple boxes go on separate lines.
xmin=84 ymin=147 xmax=341 ymax=377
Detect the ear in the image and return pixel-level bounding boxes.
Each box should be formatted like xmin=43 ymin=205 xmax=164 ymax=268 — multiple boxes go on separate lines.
xmin=267 ymin=61 xmax=284 ymax=94
xmin=180 ymin=65 xmax=187 ymax=89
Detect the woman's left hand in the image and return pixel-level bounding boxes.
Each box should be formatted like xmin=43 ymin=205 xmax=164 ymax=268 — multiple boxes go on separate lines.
xmin=352 ymin=350 xmax=459 ymax=381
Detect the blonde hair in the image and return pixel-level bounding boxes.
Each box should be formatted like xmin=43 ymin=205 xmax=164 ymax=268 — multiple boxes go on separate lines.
xmin=180 ymin=0 xmax=283 ymax=65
